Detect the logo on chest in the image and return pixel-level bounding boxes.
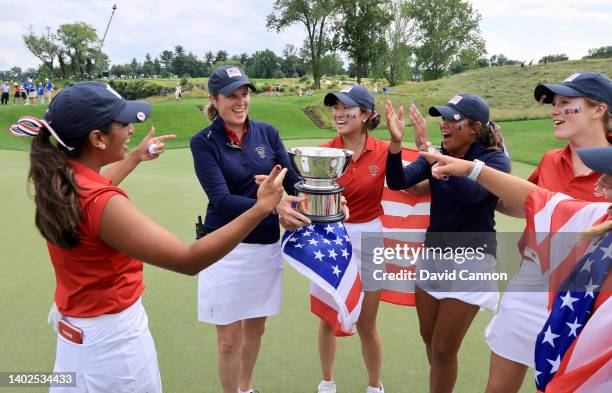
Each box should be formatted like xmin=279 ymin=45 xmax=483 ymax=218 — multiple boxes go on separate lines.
xmin=255 ymin=146 xmax=266 ymax=159
xmin=594 ymin=183 xmax=605 ymax=198
xmin=368 ymin=164 xmax=379 ymax=177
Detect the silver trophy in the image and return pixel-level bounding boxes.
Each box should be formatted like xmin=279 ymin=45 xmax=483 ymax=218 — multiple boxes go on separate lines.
xmin=288 ymin=147 xmax=354 ymax=223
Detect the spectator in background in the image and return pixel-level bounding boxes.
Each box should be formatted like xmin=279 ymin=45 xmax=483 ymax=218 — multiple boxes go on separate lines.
xmin=37 ymin=83 xmax=45 ymax=105
xmin=306 ymin=87 xmax=313 ymax=97
xmin=275 ymin=83 xmax=281 ymax=96
xmin=175 ymin=82 xmax=182 ymax=103
xmin=382 ymin=85 xmax=389 ymax=95
xmin=267 ymin=84 xmax=273 ymax=96
xmin=13 ymin=83 xmax=21 ymax=104
xmin=297 ymin=87 xmax=303 ymax=97
xmin=21 ymin=80 xmax=29 ymax=105
xmin=45 ymin=78 xmax=54 ymax=101
xmin=1 ymin=80 xmax=9 ymax=105
xmin=373 ymin=83 xmax=379 ymax=94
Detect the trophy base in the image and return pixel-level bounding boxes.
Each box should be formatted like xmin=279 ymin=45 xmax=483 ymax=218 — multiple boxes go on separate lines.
xmin=305 ymin=212 xmax=346 ymax=224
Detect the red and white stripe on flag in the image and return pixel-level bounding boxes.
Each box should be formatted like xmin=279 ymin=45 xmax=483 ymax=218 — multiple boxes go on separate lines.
xmin=524 ymin=188 xmax=609 ymax=303
xmin=380 ymin=147 xmax=431 ymax=306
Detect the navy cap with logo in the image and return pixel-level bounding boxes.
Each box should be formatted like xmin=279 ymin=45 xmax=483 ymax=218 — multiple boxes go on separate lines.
xmin=324 ymin=84 xmax=375 ymax=111
xmin=534 ymin=72 xmax=612 ymax=108
xmin=208 ymin=65 xmax=255 ymax=96
xmin=576 ymin=146 xmax=612 ymax=174
xmin=44 ymin=81 xmax=151 ymax=147
xmin=429 ymin=93 xmax=490 ymax=126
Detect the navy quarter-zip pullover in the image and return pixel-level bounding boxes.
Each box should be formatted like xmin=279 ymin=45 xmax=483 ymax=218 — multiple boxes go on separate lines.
xmin=386 ymin=140 xmax=510 ymax=255
xmin=190 ymin=116 xmax=301 ymax=244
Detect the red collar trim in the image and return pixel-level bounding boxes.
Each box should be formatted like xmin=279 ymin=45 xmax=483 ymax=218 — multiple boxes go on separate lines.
xmin=67 ymin=160 xmax=112 ymax=186
xmin=225 ymin=123 xmax=248 ymax=146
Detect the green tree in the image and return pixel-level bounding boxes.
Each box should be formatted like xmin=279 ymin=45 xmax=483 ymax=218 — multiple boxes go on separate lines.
xmin=374 ymin=0 xmax=415 ymax=86
xmin=539 ymin=53 xmax=569 ymax=64
xmin=23 ymin=22 xmax=108 ymax=79
xmin=407 ymin=0 xmax=485 ymax=80
xmin=281 ymin=44 xmax=307 ymax=77
xmin=248 ymin=49 xmax=282 ymax=78
xmin=159 ymin=50 xmax=174 ymax=73
xmin=267 ymin=0 xmax=337 ymax=89
xmin=334 ymin=0 xmax=392 ymax=84
xmin=214 ymin=50 xmax=229 ymax=64
xmin=172 ymin=45 xmax=186 ymax=76
xmin=584 ymin=46 xmax=612 ymax=59
xmin=319 ymin=53 xmax=345 ymax=75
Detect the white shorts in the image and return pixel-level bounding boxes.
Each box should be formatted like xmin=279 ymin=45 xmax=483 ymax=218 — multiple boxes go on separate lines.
xmin=484 ymin=260 xmax=549 ymax=367
xmin=415 ymin=252 xmax=499 ymax=312
xmin=198 ymin=241 xmax=283 ymax=325
xmin=50 ymin=298 xmax=162 ymax=393
xmin=344 ymin=218 xmax=384 ymax=292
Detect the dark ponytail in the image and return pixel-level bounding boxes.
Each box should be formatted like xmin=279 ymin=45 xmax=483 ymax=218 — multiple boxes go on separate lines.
xmin=471 ymin=120 xmax=506 ymax=152
xmin=28 ymin=123 xmax=112 ymax=248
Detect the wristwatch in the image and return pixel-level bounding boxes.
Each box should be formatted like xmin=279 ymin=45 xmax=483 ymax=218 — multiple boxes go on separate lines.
xmin=467 ymin=159 xmax=485 ymax=181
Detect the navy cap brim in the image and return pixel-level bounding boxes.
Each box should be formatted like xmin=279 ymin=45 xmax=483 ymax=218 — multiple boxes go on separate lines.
xmin=324 ymin=92 xmax=359 ymax=108
xmin=218 ymin=80 xmax=256 ymax=96
xmin=114 ymin=100 xmax=152 ymax=123
xmin=534 ymin=83 xmax=584 ymax=103
xmin=576 ymin=146 xmax=612 ymax=174
xmin=429 ymin=105 xmax=464 ymax=121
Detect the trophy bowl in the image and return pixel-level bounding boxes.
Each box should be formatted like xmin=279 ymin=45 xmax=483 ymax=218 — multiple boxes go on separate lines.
xmin=288 ymin=147 xmax=354 ymax=223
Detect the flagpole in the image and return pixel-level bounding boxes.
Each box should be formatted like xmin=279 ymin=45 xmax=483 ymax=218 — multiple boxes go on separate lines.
xmin=100 ymin=4 xmax=117 ymax=49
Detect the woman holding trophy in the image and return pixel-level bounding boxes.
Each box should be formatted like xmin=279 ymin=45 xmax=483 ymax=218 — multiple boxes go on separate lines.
xmin=190 ymin=65 xmax=304 ymax=393
xmin=300 ymin=84 xmax=387 ymax=393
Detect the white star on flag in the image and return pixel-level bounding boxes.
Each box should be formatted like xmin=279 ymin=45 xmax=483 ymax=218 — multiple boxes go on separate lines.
xmin=534 ymin=370 xmax=542 ymax=383
xmin=325 ymin=224 xmax=335 ymax=234
xmin=334 ymin=236 xmax=343 ymax=245
xmin=580 ymin=258 xmax=594 ymax=273
xmin=322 ymin=238 xmax=332 ymax=245
xmin=341 ymin=248 xmax=350 ymax=259
xmin=332 ymin=265 xmax=341 ymax=277
xmin=344 ymin=235 xmax=351 ymax=242
xmin=565 ymin=318 xmax=582 ymax=337
xmin=600 ymin=243 xmax=612 ymax=260
xmin=302 ymin=230 xmax=312 ymax=237
xmin=328 ymin=249 xmax=338 ymax=260
xmin=288 ymin=237 xmax=297 ymax=242
xmin=307 ymin=224 xmax=315 ymax=230
xmin=542 ymin=326 xmax=560 ymax=348
xmin=294 ymin=243 xmax=304 ymax=248
xmin=584 ymin=279 xmax=599 ymax=298
xmin=559 ymin=292 xmax=579 ymax=311
xmin=547 ymin=355 xmax=561 ymax=373
xmin=308 ymin=238 xmax=319 ymax=246
xmin=313 ymin=250 xmax=324 ymax=261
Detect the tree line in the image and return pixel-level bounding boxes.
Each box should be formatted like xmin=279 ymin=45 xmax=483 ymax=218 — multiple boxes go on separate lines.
xmin=13 ymin=0 xmax=612 ymax=88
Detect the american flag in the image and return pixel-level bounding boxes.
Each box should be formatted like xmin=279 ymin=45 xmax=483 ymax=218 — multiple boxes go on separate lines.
xmin=282 ymin=222 xmax=363 ymax=336
xmin=379 ymin=147 xmax=430 ymax=306
xmin=526 ymin=188 xmax=611 ymax=392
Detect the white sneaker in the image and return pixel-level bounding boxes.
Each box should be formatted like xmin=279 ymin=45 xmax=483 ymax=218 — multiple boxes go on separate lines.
xmin=317 ymin=380 xmax=336 ymax=393
xmin=366 ymin=383 xmax=384 ymax=393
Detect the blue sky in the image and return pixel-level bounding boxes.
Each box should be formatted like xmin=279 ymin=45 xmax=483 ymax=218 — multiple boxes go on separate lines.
xmin=0 ymin=0 xmax=610 ymax=70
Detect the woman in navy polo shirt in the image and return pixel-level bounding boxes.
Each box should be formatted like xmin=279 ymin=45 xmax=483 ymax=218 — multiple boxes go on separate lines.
xmin=385 ymin=94 xmax=510 ymax=393
xmin=190 ymin=65 xmax=303 ymax=393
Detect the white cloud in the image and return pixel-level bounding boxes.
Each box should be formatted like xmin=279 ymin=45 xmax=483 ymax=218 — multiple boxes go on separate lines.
xmin=0 ymin=0 xmax=609 ymax=70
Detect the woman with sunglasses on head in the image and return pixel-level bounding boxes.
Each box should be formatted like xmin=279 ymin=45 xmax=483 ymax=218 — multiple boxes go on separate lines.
xmin=288 ymin=84 xmax=387 ymax=393
xmin=190 ymin=65 xmax=303 ymax=393
xmin=385 ymin=94 xmax=510 ymax=393
xmin=421 ymin=145 xmax=611 ymax=393
xmin=484 ymin=72 xmax=612 ymax=393
xmin=12 ymin=81 xmax=286 ymax=393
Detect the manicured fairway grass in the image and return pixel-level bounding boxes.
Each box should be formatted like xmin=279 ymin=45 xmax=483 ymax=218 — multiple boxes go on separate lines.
xmin=1 ymin=138 xmax=536 ymax=393
xmin=1 ymin=94 xmax=564 ymax=168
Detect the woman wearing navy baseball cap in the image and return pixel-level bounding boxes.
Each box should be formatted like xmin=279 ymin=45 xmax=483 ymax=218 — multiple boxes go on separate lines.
xmin=190 ymin=65 xmax=303 ymax=393
xmin=485 ymin=72 xmax=612 ymax=393
xmin=420 ymin=145 xmax=611 ymax=393
xmin=298 ymin=84 xmax=386 ymax=393
xmin=10 ymin=81 xmax=287 ymax=393
xmin=385 ymin=94 xmax=510 ymax=393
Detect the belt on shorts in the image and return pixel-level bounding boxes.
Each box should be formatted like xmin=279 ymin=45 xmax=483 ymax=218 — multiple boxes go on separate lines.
xmin=58 ymin=320 xmax=83 ymax=344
